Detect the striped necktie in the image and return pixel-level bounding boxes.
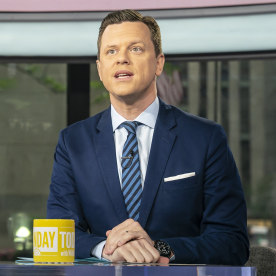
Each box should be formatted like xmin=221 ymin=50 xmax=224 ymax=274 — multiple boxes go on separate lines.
xmin=120 ymin=121 xmax=142 ymax=221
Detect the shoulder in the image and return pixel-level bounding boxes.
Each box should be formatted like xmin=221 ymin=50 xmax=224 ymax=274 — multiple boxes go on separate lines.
xmin=59 ymin=107 xmax=110 ymax=138
xmin=158 ymin=100 xmax=228 ymax=149
xmin=161 ymin=100 xmax=223 ymax=134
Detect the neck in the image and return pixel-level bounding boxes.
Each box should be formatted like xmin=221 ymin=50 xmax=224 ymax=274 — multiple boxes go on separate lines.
xmin=110 ymin=93 xmax=157 ymax=121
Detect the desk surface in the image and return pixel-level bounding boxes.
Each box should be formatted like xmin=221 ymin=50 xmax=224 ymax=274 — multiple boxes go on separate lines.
xmin=0 ymin=263 xmax=256 ymax=276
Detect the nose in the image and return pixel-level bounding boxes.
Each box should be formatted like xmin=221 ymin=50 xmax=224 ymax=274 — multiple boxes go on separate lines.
xmin=116 ymin=49 xmax=130 ymax=65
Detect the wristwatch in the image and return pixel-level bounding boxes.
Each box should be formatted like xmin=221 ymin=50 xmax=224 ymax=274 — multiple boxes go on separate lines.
xmin=154 ymin=240 xmax=172 ymax=258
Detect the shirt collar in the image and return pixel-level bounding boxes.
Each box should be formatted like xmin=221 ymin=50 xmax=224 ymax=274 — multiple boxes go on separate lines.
xmin=111 ymin=97 xmax=159 ymax=131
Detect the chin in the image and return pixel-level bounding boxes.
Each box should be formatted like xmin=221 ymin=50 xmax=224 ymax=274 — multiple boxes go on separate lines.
xmin=111 ymin=89 xmax=136 ymax=98
xmin=111 ymin=92 xmax=139 ymax=104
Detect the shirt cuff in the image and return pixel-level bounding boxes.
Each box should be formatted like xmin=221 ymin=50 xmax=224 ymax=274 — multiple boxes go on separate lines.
xmin=91 ymin=240 xmax=106 ymax=259
xmin=169 ymin=253 xmax=175 ymax=262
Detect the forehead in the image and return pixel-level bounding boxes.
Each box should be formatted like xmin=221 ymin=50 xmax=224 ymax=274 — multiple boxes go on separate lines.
xmin=100 ymin=21 xmax=152 ymax=47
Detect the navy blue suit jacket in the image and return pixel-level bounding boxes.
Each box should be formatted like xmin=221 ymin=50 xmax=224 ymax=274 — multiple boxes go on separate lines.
xmin=47 ymin=99 xmax=249 ymax=264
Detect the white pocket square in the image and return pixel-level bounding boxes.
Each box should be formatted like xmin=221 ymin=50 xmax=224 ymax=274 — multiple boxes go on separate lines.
xmin=164 ymin=172 xmax=196 ymax=182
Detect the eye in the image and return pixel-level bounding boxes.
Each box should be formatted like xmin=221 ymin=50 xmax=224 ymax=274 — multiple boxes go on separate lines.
xmin=131 ymin=46 xmax=143 ymax=53
xmin=107 ymin=49 xmax=117 ymax=55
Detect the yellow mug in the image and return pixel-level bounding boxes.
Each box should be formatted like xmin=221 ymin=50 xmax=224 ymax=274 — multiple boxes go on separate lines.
xmin=33 ymin=219 xmax=75 ymax=263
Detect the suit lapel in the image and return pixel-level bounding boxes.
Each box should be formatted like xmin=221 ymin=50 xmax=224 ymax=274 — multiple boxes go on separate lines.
xmin=93 ymin=108 xmax=128 ymax=222
xmin=138 ymin=101 xmax=176 ymax=228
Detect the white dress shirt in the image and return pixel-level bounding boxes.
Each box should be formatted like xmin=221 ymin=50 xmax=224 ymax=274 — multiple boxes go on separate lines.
xmin=92 ymin=97 xmax=159 ymax=259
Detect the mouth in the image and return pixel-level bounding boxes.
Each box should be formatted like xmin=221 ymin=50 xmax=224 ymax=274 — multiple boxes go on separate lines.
xmin=114 ymin=70 xmax=134 ymax=79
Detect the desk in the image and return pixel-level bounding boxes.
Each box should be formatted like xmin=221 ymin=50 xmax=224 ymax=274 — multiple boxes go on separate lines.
xmin=0 ymin=263 xmax=256 ymax=276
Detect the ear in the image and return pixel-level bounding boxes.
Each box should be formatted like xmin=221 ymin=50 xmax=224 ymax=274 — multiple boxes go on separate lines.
xmin=155 ymin=53 xmax=165 ymax=77
xmin=96 ymin=59 xmax=102 ymax=81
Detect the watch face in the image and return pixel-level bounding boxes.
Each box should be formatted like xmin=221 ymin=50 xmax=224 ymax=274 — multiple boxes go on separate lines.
xmin=154 ymin=240 xmax=171 ymax=258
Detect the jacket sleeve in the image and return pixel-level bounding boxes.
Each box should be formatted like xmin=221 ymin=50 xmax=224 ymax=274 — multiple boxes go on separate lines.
xmin=163 ymin=125 xmax=249 ymax=265
xmin=47 ymin=130 xmax=106 ymax=259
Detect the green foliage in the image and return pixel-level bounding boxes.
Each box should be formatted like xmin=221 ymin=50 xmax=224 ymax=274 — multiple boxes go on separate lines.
xmin=90 ymin=81 xmax=104 ymax=89
xmin=17 ymin=65 xmax=66 ymax=94
xmin=90 ymin=80 xmax=108 ymax=104
xmin=163 ymin=62 xmax=180 ymax=76
xmin=43 ymin=77 xmax=66 ymax=93
xmin=0 ymin=79 xmax=16 ymax=91
xmin=24 ymin=65 xmax=40 ymax=74
xmin=93 ymin=91 xmax=109 ymax=104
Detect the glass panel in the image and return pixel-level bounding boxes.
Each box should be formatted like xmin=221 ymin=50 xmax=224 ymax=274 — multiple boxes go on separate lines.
xmin=0 ymin=63 xmax=66 ymax=259
xmin=157 ymin=58 xmax=276 ymax=247
xmin=90 ymin=63 xmax=110 ymax=116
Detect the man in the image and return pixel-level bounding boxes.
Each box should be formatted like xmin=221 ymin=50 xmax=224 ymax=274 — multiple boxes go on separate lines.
xmin=47 ymin=9 xmax=249 ymax=264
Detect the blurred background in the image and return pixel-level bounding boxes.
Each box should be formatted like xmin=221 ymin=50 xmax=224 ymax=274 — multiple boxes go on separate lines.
xmin=0 ymin=0 xmax=276 ymax=260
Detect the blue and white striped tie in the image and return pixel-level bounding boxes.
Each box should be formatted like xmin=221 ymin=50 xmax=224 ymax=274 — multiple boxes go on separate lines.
xmin=120 ymin=121 xmax=142 ymax=221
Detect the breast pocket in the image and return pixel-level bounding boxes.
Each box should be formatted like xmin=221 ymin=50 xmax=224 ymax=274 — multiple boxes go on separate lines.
xmin=162 ymin=174 xmax=200 ymax=191
xmin=159 ymin=174 xmax=203 ymax=222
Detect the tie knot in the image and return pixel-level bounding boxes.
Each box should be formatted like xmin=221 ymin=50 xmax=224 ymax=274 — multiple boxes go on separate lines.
xmin=120 ymin=121 xmax=139 ymax=134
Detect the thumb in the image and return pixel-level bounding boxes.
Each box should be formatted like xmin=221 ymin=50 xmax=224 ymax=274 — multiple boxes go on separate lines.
xmin=158 ymin=256 xmax=170 ymax=265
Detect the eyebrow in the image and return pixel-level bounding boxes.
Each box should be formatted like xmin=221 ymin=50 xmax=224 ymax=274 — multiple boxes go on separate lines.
xmin=104 ymin=41 xmax=146 ymax=49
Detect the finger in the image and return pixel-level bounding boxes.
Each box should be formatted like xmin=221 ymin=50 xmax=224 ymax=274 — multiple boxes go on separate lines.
xmin=158 ymin=256 xmax=170 ymax=264
xmin=124 ymin=241 xmax=145 ymax=263
xmin=106 ymin=230 xmax=111 ymax=237
xmin=102 ymin=250 xmax=112 ymax=261
xmin=133 ymin=240 xmax=156 ymax=263
xmin=105 ymin=221 xmax=153 ymax=255
xmin=113 ymin=221 xmax=152 ymax=249
xmin=106 ymin=231 xmax=144 ymax=255
xmin=141 ymin=239 xmax=160 ymax=263
xmin=104 ymin=234 xmax=124 ymax=255
xmin=104 ymin=219 xmax=135 ymax=254
xmin=125 ymin=222 xmax=153 ymax=246
xmin=113 ymin=245 xmax=137 ymax=263
xmin=105 ymin=222 xmax=146 ymax=254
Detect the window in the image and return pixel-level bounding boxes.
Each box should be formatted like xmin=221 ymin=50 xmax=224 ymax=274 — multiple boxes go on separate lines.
xmin=90 ymin=64 xmax=110 ymax=116
xmin=157 ymin=58 xmax=276 ymax=247
xmin=0 ymin=63 xmax=66 ymax=257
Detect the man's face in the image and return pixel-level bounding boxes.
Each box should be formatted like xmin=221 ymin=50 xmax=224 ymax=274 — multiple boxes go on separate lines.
xmin=97 ymin=21 xmax=164 ymax=105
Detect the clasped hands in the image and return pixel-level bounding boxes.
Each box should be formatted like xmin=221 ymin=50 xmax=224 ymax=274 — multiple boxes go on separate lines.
xmin=102 ymin=219 xmax=169 ymax=264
